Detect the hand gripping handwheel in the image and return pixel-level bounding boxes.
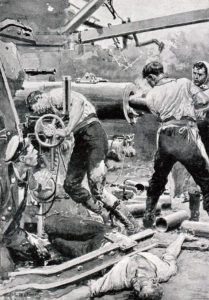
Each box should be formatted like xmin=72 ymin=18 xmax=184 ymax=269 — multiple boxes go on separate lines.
xmin=35 ymin=114 xmax=65 ymax=148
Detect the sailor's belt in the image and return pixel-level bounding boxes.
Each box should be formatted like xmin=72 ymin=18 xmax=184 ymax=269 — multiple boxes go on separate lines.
xmin=74 ymin=116 xmax=100 ymax=134
xmin=161 ymin=117 xmax=196 ymax=127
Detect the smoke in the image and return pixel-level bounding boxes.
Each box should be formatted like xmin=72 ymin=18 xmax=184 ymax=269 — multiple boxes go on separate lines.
xmin=159 ymin=27 xmax=209 ymax=78
xmin=74 ymin=25 xmax=209 ymax=85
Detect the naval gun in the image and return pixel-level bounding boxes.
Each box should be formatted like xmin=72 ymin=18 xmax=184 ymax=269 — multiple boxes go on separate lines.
xmin=15 ymin=75 xmax=145 ymax=162
xmin=15 ymin=76 xmax=140 ymax=121
xmin=15 ymin=71 xmax=150 ymax=132
xmin=0 ymin=18 xmax=148 ymax=243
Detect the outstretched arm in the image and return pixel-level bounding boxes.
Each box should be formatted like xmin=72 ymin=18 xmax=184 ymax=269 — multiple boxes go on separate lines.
xmin=193 ymin=91 xmax=209 ymax=116
xmin=193 ymin=90 xmax=209 ymax=109
xmin=165 ymin=233 xmax=186 ymax=259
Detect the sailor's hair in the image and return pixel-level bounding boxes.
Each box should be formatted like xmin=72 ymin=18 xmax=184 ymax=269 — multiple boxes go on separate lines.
xmin=26 ymin=90 xmax=43 ymax=111
xmin=193 ymin=62 xmax=208 ymax=76
xmin=142 ymin=61 xmax=164 ymax=78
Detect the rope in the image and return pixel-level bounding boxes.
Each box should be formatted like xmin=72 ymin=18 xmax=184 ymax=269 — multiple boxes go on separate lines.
xmin=35 ymin=148 xmax=60 ymax=216
xmin=35 ymin=199 xmax=54 ymax=216
xmin=35 ymin=142 xmax=70 ymax=216
xmin=58 ymin=146 xmax=67 ymax=173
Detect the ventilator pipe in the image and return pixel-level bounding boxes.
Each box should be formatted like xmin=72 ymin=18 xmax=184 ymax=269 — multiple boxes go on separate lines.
xmin=181 ymin=221 xmax=209 ymax=238
xmin=124 ymin=180 xmax=149 ymax=191
xmin=156 ymin=210 xmax=189 ymax=232
xmin=159 ymin=195 xmax=172 ymax=209
xmin=130 ymin=194 xmax=171 ymax=209
xmin=126 ymin=203 xmax=161 ymax=218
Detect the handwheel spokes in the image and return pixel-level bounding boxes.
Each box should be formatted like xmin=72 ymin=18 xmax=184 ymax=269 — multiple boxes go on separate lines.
xmin=35 ymin=114 xmax=66 ymax=148
xmin=45 ymin=138 xmax=51 ymax=145
xmin=37 ymin=131 xmax=47 ymax=143
xmin=39 ymin=119 xmax=48 ymax=132
xmin=51 ymin=118 xmax=57 ymax=127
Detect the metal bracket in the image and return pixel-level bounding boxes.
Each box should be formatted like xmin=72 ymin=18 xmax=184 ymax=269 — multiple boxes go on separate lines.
xmin=0 ymin=18 xmax=34 ymax=44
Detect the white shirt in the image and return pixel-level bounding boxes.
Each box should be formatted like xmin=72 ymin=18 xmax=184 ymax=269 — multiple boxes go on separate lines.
xmin=71 ymin=91 xmax=96 ymax=126
xmin=146 ymin=78 xmax=201 ymax=121
xmin=89 ymin=252 xmax=177 ymax=297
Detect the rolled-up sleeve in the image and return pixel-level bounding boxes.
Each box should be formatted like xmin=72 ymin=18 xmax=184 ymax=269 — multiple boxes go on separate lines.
xmin=189 ymin=82 xmax=209 ymax=106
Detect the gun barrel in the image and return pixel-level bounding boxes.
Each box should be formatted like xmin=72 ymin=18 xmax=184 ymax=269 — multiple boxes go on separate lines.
xmin=25 ymin=69 xmax=56 ymax=76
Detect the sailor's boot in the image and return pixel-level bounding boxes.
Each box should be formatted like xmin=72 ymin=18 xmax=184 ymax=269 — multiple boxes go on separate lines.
xmin=111 ymin=201 xmax=140 ymax=234
xmin=86 ymin=198 xmax=110 ymax=224
xmin=143 ymin=196 xmax=157 ymax=228
xmin=189 ymin=191 xmax=200 ymax=222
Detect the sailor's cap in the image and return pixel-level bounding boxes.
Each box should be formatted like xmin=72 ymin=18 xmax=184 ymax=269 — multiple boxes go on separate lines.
xmin=5 ymin=135 xmax=27 ymax=162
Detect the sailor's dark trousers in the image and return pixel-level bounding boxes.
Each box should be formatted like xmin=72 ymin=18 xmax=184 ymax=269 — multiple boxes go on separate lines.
xmin=147 ymin=124 xmax=209 ymax=214
xmin=64 ymin=121 xmax=116 ymax=209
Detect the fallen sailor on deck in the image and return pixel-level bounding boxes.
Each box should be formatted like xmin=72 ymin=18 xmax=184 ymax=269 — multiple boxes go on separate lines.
xmin=60 ymin=233 xmax=194 ymax=300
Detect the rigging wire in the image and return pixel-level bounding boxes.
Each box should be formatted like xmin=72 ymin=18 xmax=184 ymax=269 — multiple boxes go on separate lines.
xmin=104 ymin=1 xmax=162 ymax=71
xmin=104 ymin=0 xmax=124 ymax=22
xmin=104 ymin=1 xmax=140 ymax=70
